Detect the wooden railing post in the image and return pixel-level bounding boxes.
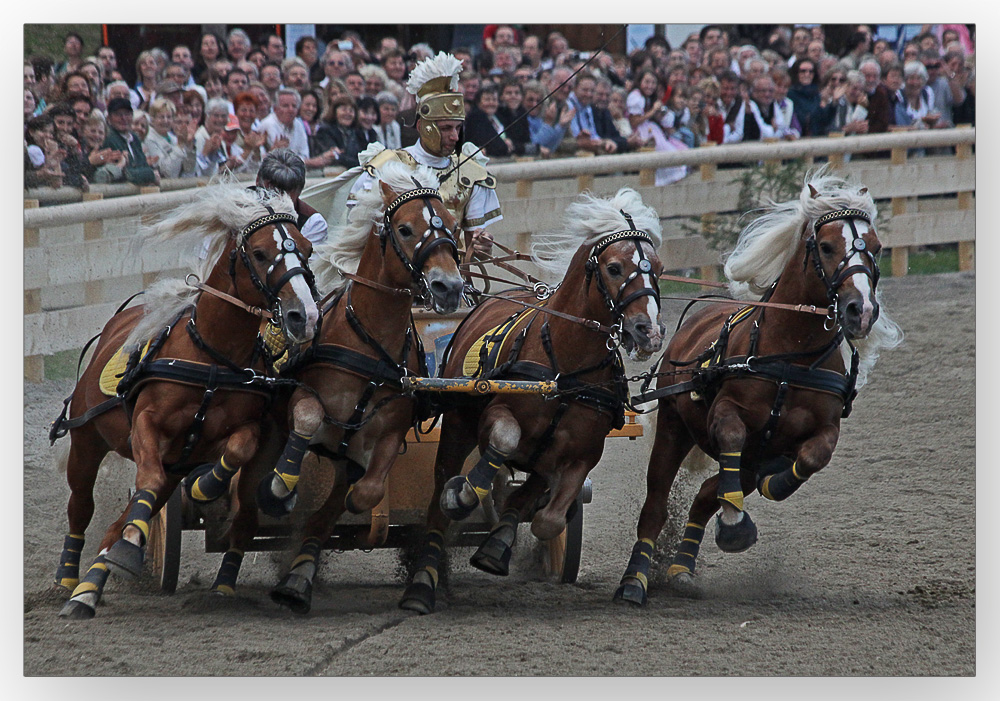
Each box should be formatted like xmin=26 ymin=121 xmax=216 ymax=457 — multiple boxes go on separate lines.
xmin=890 ymin=196 xmax=908 ymax=277
xmin=24 ymin=199 xmax=44 ymax=382
xmin=698 ymin=142 xmax=720 ymax=281
xmin=955 ymin=130 xmax=975 ymax=271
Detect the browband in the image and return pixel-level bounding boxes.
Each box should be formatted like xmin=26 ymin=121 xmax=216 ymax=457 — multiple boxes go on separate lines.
xmin=591 ymin=230 xmax=655 ymax=257
xmin=383 ymin=188 xmax=443 ymax=221
xmin=813 ymin=208 xmax=872 ymax=232
xmin=238 ymin=212 xmax=298 ymax=240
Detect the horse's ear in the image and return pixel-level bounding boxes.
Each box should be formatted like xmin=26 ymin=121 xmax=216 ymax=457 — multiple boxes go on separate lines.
xmin=379 ymin=180 xmax=398 ymax=205
xmin=808 ymin=184 xmax=820 ymax=198
xmin=858 ymin=187 xmax=868 ymax=196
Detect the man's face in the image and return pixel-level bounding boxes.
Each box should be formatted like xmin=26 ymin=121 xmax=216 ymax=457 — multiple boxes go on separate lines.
xmin=751 ymin=78 xmax=774 ymax=106
xmin=807 ymin=41 xmax=825 ymax=63
xmin=226 ymin=72 xmax=248 ymax=98
xmin=703 ymin=29 xmax=722 ymax=50
xmin=573 ymin=79 xmax=595 ymax=107
xmin=550 ymin=70 xmax=572 ymax=100
xmin=108 ymin=108 xmax=133 ymax=134
xmin=65 ymin=75 xmax=89 ymax=98
xmin=98 ymin=47 xmax=117 ymax=71
xmin=792 ymin=29 xmax=810 ymax=55
xmin=710 ymin=50 xmax=728 ymax=74
xmin=522 ymin=36 xmax=541 ymax=63
xmin=275 ymin=95 xmax=298 ymax=125
xmin=228 ymin=35 xmax=249 ymax=59
xmin=384 ymin=55 xmax=405 ymax=81
xmin=501 ymin=85 xmax=522 ymax=110
xmin=266 ymin=36 xmax=285 ymax=61
xmin=719 ymin=78 xmax=737 ymax=104
xmin=345 ymin=74 xmax=364 ymax=97
xmin=65 ymin=36 xmax=82 ymax=57
xmin=365 ymin=75 xmax=384 ymax=95
xmin=165 ymin=65 xmax=187 ymax=85
xmin=326 ymin=51 xmax=349 ymax=78
xmin=107 ymin=85 xmax=130 ymax=102
xmin=885 ymin=68 xmax=903 ymax=92
xmin=285 ymin=66 xmax=308 ymax=89
xmin=462 ymin=78 xmax=480 ymax=101
xmin=72 ymin=100 xmax=91 ymax=126
xmin=172 ymin=46 xmax=193 ymax=69
xmin=205 ymin=109 xmax=229 ymax=134
xmin=922 ymin=56 xmax=942 ymax=80
xmin=594 ymin=82 xmax=611 ymax=109
xmin=495 ymin=27 xmax=516 ymax=47
xmin=860 ymin=64 xmax=880 ymax=91
xmin=522 ymin=90 xmax=541 ymax=113
xmin=432 ymin=119 xmax=462 ymax=155
xmin=261 ymin=66 xmax=282 ymax=90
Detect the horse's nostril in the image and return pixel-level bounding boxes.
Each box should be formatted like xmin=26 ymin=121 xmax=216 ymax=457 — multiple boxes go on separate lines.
xmin=285 ymin=310 xmax=304 ymax=327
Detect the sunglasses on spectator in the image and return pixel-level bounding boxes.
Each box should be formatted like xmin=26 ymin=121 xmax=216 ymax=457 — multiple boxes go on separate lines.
xmin=799 ymin=67 xmax=814 ymax=73
xmin=328 ymin=60 xmax=346 ymax=66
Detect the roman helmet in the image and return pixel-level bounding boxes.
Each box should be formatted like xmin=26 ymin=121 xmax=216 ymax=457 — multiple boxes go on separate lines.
xmin=406 ymin=52 xmax=465 ymax=156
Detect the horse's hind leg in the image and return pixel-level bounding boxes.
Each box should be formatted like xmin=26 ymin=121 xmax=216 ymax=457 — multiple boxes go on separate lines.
xmin=55 ymin=425 xmax=109 ymax=592
xmin=439 ymin=403 xmax=520 ymax=522
xmin=399 ymin=411 xmax=477 ymax=615
xmin=662 ymin=473 xmax=722 ymax=598
xmin=530 ymin=458 xmax=592 ymax=542
xmin=184 ymin=423 xmax=261 ymax=506
xmin=615 ymin=401 xmax=695 ymax=606
xmin=469 ymin=472 xmax=546 ymax=577
xmin=257 ymin=389 xmax=320 ymax=518
xmin=757 ymin=426 xmax=839 ymax=502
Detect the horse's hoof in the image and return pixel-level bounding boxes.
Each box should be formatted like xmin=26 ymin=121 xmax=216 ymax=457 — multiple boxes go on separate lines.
xmin=714 ymin=512 xmax=758 ymax=553
xmin=612 ymin=578 xmax=647 ymax=607
xmin=469 ymin=535 xmax=512 ymax=577
xmin=58 ymin=598 xmax=96 ymax=620
xmin=104 ymin=539 xmax=145 ymax=579
xmin=399 ymin=581 xmax=436 ymax=615
xmin=270 ymin=573 xmax=312 ymax=615
xmin=256 ymin=477 xmax=298 ymax=518
xmin=439 ymin=476 xmax=478 ymax=522
xmin=667 ymin=571 xmax=703 ymax=599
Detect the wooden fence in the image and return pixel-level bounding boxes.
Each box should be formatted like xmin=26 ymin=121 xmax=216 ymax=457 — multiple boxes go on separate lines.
xmin=24 ymin=128 xmax=975 ymax=381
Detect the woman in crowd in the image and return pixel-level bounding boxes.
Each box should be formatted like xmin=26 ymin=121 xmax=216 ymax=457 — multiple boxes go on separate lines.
xmin=24 ymin=88 xmax=37 ymax=125
xmin=54 ymin=70 xmax=94 ymax=104
xmin=355 ymin=96 xmax=380 ymax=146
xmin=313 ymin=95 xmax=366 ymax=169
xmin=787 ymin=58 xmax=824 ymax=136
xmin=374 ymin=91 xmax=402 ymax=149
xmin=201 ymin=69 xmax=226 ymax=101
xmin=496 ymin=78 xmax=531 ymax=155
xmin=232 ymin=91 xmax=266 ymax=171
xmin=181 ymin=89 xmax=205 ymax=140
xmin=78 ymin=60 xmax=104 ymax=110
xmin=522 ymin=79 xmax=574 ymax=157
xmin=626 ymin=69 xmax=687 ymax=185
xmin=298 ymin=88 xmax=324 ymax=149
xmin=325 ymin=78 xmax=348 ymax=108
xmin=131 ymin=109 xmax=150 ymax=141
xmin=465 ymin=83 xmax=515 ymax=158
xmin=194 ymin=98 xmax=231 ymax=177
xmin=134 ymin=50 xmax=160 ymax=110
xmin=194 ymin=31 xmax=225 ymax=83
xmin=143 ymin=97 xmax=188 ymax=178
xmin=359 ymin=64 xmax=389 ymax=98
xmin=894 ymin=61 xmax=941 ymax=130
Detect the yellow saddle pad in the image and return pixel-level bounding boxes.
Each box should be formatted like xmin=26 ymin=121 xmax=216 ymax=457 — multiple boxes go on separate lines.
xmin=462 ymin=308 xmax=535 ymax=378
xmin=99 ymin=341 xmax=152 ymax=396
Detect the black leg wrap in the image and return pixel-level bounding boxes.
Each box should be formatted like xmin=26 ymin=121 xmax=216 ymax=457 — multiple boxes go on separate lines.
xmin=211 ymin=549 xmax=244 ymax=595
xmin=470 ymin=510 xmax=519 ymax=576
xmin=258 ymin=431 xmax=311 ymax=518
xmin=400 ymin=530 xmax=444 ymax=615
xmin=59 ymin=555 xmax=110 ymax=619
xmin=717 ymin=452 xmax=744 ymax=511
xmin=666 ymin=522 xmax=706 ymax=578
xmin=270 ymin=537 xmax=322 ymax=615
xmin=714 ymin=511 xmax=758 ymax=553
xmin=440 ymin=445 xmax=506 ymax=522
xmin=613 ymin=538 xmax=655 ymax=606
xmin=54 ymin=533 xmax=85 ymax=590
xmin=757 ymin=459 xmax=807 ymax=501
xmin=186 ymin=458 xmax=238 ymax=504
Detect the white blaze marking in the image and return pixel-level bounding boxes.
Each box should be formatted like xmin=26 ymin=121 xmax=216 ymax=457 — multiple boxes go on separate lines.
xmin=842 ymin=221 xmax=875 ymax=322
xmin=632 ymin=249 xmax=660 ymax=327
xmin=288 ymin=274 xmax=319 ymax=338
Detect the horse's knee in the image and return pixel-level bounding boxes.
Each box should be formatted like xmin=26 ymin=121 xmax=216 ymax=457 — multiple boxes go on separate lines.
xmin=486 ymin=410 xmax=520 ymax=455
xmin=224 ymin=426 xmax=260 ymax=466
xmin=291 ymin=395 xmax=324 ymax=436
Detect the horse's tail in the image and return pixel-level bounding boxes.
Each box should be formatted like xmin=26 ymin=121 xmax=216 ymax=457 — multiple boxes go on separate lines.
xmin=54 ymin=440 xmax=71 ymax=475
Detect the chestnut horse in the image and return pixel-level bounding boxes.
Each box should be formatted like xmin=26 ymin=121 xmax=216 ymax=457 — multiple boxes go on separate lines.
xmin=399 ymin=188 xmax=666 ymax=614
xmin=614 ymin=169 xmax=903 ymax=606
xmin=204 ymin=161 xmax=466 ymax=611
xmin=51 ymin=184 xmax=319 ymax=619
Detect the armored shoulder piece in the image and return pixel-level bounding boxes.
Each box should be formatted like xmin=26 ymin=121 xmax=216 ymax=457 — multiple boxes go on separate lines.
xmin=447 ymin=156 xmax=496 ymax=190
xmin=363 ymin=148 xmax=418 ymax=176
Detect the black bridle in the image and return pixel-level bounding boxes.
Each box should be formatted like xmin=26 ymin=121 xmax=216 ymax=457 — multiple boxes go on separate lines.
xmin=379 ymin=187 xmax=460 ymax=302
xmin=228 ymin=208 xmax=318 ymax=312
xmin=804 ymin=208 xmax=881 ymax=327
xmin=585 ymin=213 xmax=661 ymax=320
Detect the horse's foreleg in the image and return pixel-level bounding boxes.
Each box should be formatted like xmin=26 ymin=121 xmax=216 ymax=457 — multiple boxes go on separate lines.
xmin=344 ymin=431 xmax=406 ymax=514
xmin=615 ymin=403 xmax=695 ymax=606
xmin=662 ymin=473 xmax=721 ymax=598
xmin=258 ymin=390 xmax=322 ymax=518
xmin=707 ymin=402 xmax=758 ymax=553
xmin=270 ymin=464 xmax=351 ymax=615
xmin=185 ymin=423 xmax=260 ymax=505
xmin=757 ymin=426 xmax=839 ymax=501
xmin=470 ymin=472 xmax=546 ymax=577
xmin=440 ymin=403 xmax=520 ymax=522
xmin=400 ymin=413 xmax=477 ymax=614
xmin=56 ymin=426 xmax=110 ymax=591
xmin=531 ymin=458 xmax=591 ymax=542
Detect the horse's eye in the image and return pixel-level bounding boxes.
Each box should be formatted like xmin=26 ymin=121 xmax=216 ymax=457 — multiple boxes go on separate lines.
xmin=819 ymin=241 xmax=835 ymax=255
xmin=253 ymin=249 xmax=269 ymax=263
xmin=398 ymin=224 xmax=413 ymax=238
xmin=607 ymin=263 xmax=622 ymax=277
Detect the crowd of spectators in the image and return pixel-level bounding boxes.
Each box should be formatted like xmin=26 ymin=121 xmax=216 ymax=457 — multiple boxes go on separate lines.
xmin=24 ymin=24 xmax=975 ymax=191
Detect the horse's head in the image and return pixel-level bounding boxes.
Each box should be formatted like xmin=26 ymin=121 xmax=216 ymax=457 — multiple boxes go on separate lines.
xmin=377 ymin=179 xmax=465 ymax=313
xmin=806 ymin=204 xmax=883 ymax=340
xmin=586 ymin=233 xmax=666 ymax=361
xmin=232 ymin=212 xmax=319 ymax=344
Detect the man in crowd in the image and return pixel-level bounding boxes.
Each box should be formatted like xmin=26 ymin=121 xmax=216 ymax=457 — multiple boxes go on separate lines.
xmin=259 ymin=88 xmax=309 ymax=161
xmin=96 ymin=46 xmax=118 ymax=82
xmin=566 ymin=73 xmax=627 ymax=154
xmin=350 ymin=52 xmax=498 ymax=257
xmin=262 ymin=32 xmax=286 ymax=63
xmin=227 ymin=29 xmax=251 ymax=64
xmin=93 ymin=97 xmax=158 ymax=185
xmin=319 ymin=48 xmax=353 ymax=87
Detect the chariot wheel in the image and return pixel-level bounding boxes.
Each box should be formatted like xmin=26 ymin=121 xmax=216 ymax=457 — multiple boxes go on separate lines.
xmin=147 ymin=487 xmax=182 ymax=593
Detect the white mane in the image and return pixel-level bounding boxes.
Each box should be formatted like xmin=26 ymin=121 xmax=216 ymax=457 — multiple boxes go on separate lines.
xmin=123 ymin=180 xmax=295 ymax=350
xmin=530 ymin=188 xmax=663 ymax=281
xmin=406 ymin=52 xmax=462 ymax=95
xmin=311 ymin=160 xmax=442 ymax=292
xmin=723 ymin=166 xmax=902 ymax=387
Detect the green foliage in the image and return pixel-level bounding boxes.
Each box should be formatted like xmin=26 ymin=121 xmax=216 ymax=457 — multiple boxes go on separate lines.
xmin=683 ymin=160 xmax=811 ymax=255
xmin=24 ymin=25 xmax=103 ymax=62
xmin=903 ymin=245 xmax=961 ymax=276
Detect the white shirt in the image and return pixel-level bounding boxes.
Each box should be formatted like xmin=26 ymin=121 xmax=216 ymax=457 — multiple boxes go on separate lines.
xmin=258 ymin=112 xmax=310 ymax=161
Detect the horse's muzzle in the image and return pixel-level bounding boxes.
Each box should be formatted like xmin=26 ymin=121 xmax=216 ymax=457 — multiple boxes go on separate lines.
xmin=425 ymin=269 xmax=464 ymax=314
xmin=623 ymin=314 xmax=665 ymax=360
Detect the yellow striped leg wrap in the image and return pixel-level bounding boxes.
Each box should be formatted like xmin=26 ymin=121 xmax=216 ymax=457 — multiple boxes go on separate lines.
xmin=123 ymin=489 xmax=157 ymax=545
xmin=415 ymin=530 xmax=445 ymax=587
xmin=667 ymin=522 xmax=706 ymax=577
xmin=191 ymin=456 xmax=239 ymax=503
xmin=69 ymin=555 xmax=110 ymax=598
xmin=212 ymin=549 xmax=244 ymax=594
xmin=717 ymin=452 xmax=744 ymax=511
xmin=274 ymin=430 xmax=312 ymax=492
xmin=290 ymin=537 xmax=323 ymax=570
xmin=760 ymin=461 xmax=808 ymax=502
xmin=55 ymin=533 xmax=86 ymax=589
xmin=621 ymin=538 xmax=656 ymax=590
xmin=465 ymin=445 xmax=507 ymax=503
